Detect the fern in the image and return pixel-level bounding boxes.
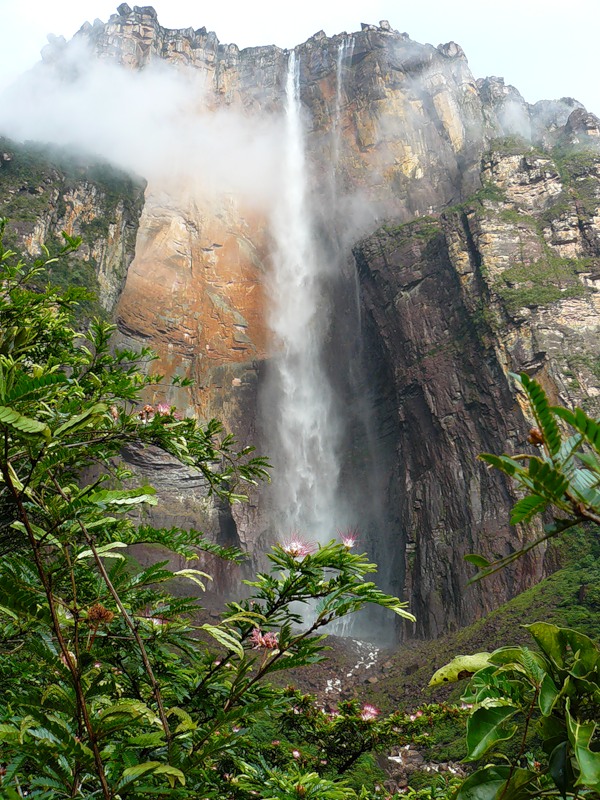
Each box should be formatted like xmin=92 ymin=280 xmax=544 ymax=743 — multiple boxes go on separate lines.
xmin=510 ymin=494 xmax=548 ymax=525
xmin=554 ymin=406 xmax=600 ymax=454
xmin=516 ymin=372 xmax=562 ymax=457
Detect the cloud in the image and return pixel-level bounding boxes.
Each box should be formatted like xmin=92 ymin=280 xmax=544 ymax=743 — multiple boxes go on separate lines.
xmin=0 ymin=36 xmax=286 ymax=207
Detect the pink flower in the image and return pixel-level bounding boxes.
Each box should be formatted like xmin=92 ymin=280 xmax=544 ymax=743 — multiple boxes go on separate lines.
xmin=281 ymin=537 xmax=315 ymax=559
xmin=249 ymin=628 xmax=279 ymax=650
xmin=338 ymin=528 xmax=359 ymax=549
xmin=292 ymin=749 xmax=301 ymax=759
xmin=360 ymin=703 xmax=380 ymax=721
xmin=156 ymin=402 xmax=172 ymax=416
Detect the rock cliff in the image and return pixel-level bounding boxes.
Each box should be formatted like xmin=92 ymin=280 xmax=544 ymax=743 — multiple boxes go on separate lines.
xmin=3 ymin=5 xmax=600 ymax=639
xmin=0 ymin=138 xmax=144 ymax=314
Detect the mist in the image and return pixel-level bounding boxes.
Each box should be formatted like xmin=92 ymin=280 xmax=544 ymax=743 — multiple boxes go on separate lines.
xmin=0 ymin=37 xmax=286 ymax=208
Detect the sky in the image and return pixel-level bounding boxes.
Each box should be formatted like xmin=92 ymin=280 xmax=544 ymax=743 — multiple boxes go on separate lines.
xmin=0 ymin=0 xmax=598 ymax=115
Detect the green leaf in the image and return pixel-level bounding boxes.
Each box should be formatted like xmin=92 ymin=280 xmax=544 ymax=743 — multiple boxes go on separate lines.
xmin=97 ymin=700 xmax=160 ymax=728
xmin=576 ymin=451 xmax=600 ymax=472
xmin=429 ymin=653 xmax=492 ymax=686
xmin=465 ymin=706 xmax=519 ymax=761
xmin=549 ymin=741 xmax=575 ymax=799
xmin=554 ymin=405 xmax=600 ymax=455
xmin=569 ymin=468 xmax=600 ymax=509
xmin=518 ymin=373 xmax=562 ymax=456
xmin=479 ymin=453 xmax=524 ymax=477
xmin=4 ymin=371 xmax=67 ymax=403
xmin=77 ymin=541 xmax=128 ymax=560
xmin=154 ymin=764 xmax=186 ymax=788
xmin=526 ymin=458 xmax=570 ymax=504
xmin=119 ymin=761 xmax=185 ymax=789
xmin=526 ymin=623 xmax=599 ymax=672
xmin=510 ymin=494 xmax=548 ymax=525
xmin=53 ymin=402 xmax=107 ymax=437
xmin=455 ymin=765 xmax=536 ymax=800
xmin=489 ymin=646 xmax=548 ymax=679
xmin=87 ymin=486 xmax=158 ymax=507
xmin=0 ymin=404 xmax=50 ymax=437
xmin=539 ymin=672 xmax=560 ymax=716
xmin=566 ymin=708 xmax=600 ymax=791
xmin=173 ymin=567 xmax=212 ymax=590
xmin=127 ymin=732 xmax=166 ymax=747
xmin=464 ymin=554 xmax=491 ymax=568
xmin=166 ymin=706 xmax=197 ymax=733
xmin=201 ymin=623 xmax=244 ymax=658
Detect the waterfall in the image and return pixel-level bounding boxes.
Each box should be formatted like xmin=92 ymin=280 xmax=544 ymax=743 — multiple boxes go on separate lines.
xmin=333 ymin=36 xmax=355 ymax=171
xmin=261 ymin=46 xmax=396 ymax=643
xmin=263 ymin=50 xmax=341 ymax=543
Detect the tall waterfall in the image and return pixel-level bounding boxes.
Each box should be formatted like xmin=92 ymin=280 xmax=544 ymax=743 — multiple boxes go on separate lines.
xmin=260 ymin=43 xmax=398 ymax=642
xmin=263 ymin=50 xmax=341 ymax=542
xmin=333 ymin=36 xmax=355 ymax=171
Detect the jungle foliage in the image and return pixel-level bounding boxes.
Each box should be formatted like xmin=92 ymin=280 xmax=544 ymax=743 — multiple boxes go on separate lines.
xmin=438 ymin=372 xmax=600 ymax=800
xmin=2 ymin=217 xmax=600 ymax=800
xmin=0 ymin=219 xmax=418 ymax=799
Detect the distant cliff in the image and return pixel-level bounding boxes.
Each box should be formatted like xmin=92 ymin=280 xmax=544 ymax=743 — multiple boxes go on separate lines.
xmin=0 ymin=138 xmax=145 ymax=314
xmin=2 ymin=4 xmax=600 ymax=639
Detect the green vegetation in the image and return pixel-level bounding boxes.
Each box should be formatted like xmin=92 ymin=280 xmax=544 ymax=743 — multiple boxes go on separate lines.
xmin=569 ymin=352 xmax=600 ymax=382
xmin=494 ymin=255 xmax=592 ymax=312
xmin=552 ymin=147 xmax=600 ymax=221
xmin=473 ymin=180 xmax=507 ymax=204
xmin=474 ymin=372 xmax=600 ymax=575
xmin=437 ymin=623 xmax=600 ymax=800
xmin=381 ymin=216 xmax=442 ymax=243
xmin=2 ymin=216 xmax=600 ymax=799
xmin=487 ymin=136 xmax=544 ymax=158
xmin=497 ymin=207 xmax=537 ymax=227
xmin=0 ymin=222 xmax=423 ymax=799
xmin=0 ymin=136 xmax=144 ymax=318
xmin=431 ymin=373 xmax=600 ymax=800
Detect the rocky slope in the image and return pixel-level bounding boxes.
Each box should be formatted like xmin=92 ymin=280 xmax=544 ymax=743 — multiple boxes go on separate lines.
xmin=0 ymin=137 xmax=144 ymax=314
xmin=2 ymin=5 xmax=600 ymax=638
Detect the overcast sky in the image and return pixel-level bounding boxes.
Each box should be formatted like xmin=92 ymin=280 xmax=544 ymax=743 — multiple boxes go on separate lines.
xmin=0 ymin=0 xmax=598 ymax=115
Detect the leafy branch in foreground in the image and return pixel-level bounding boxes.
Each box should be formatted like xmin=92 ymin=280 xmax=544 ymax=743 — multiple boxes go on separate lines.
xmin=468 ymin=372 xmax=600 ymax=580
xmin=0 ymin=221 xmax=414 ymax=799
xmin=433 ymin=623 xmax=600 ymax=800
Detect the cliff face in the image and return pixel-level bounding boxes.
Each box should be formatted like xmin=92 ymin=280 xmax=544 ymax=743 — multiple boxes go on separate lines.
xmin=0 ymin=138 xmax=144 ymax=314
xmin=3 ymin=5 xmax=600 ymax=638
xmin=354 ymin=130 xmax=600 ymax=636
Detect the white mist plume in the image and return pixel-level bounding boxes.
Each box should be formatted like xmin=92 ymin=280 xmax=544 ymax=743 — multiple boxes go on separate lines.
xmin=497 ymin=98 xmax=532 ymax=140
xmin=0 ymin=38 xmax=285 ymax=207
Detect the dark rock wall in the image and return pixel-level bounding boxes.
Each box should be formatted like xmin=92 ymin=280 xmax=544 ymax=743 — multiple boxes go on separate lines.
xmin=354 ymin=222 xmax=538 ymax=637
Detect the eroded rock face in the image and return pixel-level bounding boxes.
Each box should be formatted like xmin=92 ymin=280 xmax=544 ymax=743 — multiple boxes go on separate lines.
xmin=0 ymin=137 xmax=144 ymax=313
xmin=354 ymin=139 xmax=600 ymax=636
xmin=354 ymin=222 xmax=541 ymax=637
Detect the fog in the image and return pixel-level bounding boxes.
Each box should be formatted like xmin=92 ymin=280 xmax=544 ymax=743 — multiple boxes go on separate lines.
xmin=0 ymin=37 xmax=286 ymax=208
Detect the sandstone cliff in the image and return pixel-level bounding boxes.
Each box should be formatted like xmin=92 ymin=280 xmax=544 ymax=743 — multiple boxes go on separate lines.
xmin=3 ymin=5 xmax=600 ymax=639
